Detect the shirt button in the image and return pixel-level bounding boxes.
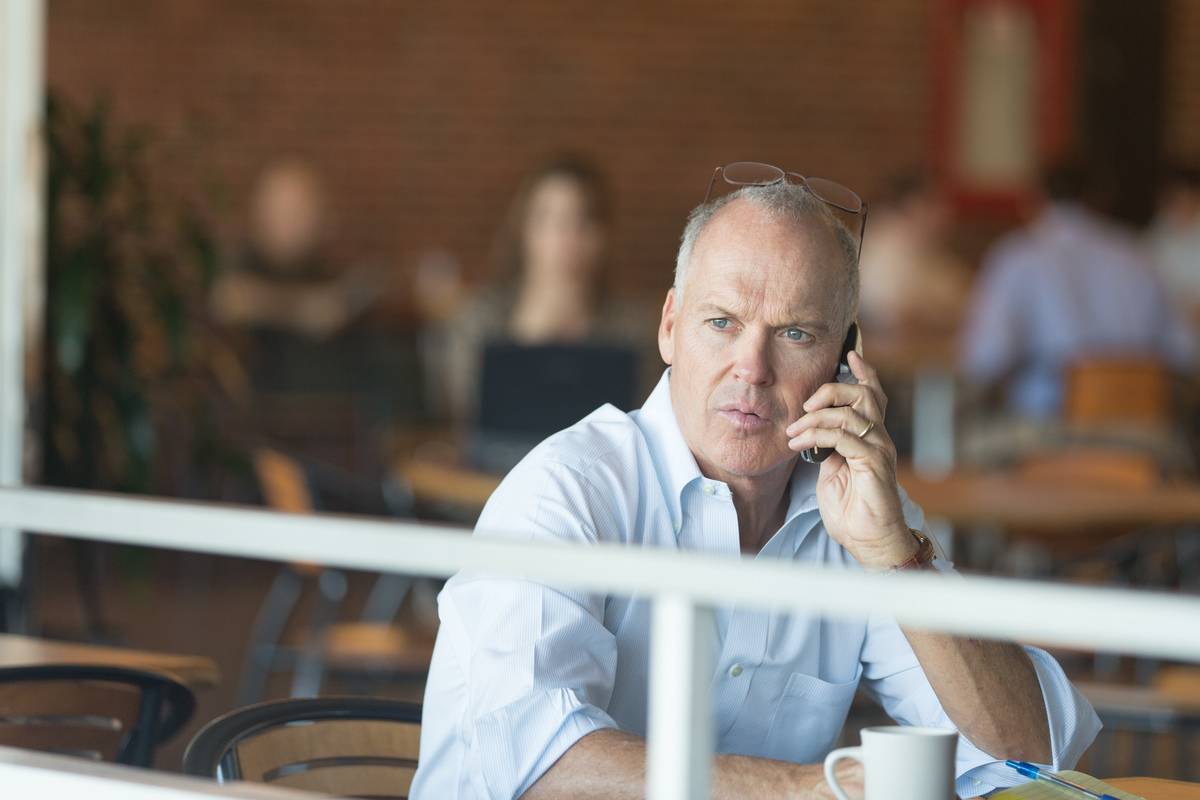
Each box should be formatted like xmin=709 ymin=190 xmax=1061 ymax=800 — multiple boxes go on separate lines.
xmin=729 ymin=664 xmax=743 ymax=678
xmin=703 ymin=484 xmax=716 ymax=496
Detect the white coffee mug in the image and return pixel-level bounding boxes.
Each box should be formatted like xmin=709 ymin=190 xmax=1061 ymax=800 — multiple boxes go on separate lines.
xmin=823 ymin=725 xmax=958 ymax=800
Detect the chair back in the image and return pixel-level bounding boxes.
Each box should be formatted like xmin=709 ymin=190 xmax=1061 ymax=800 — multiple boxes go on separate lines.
xmin=183 ymin=696 xmax=422 ymax=798
xmin=253 ymin=449 xmax=315 ymax=513
xmin=1065 ymin=357 xmax=1173 ymax=427
xmin=254 ymin=448 xmax=412 ymax=518
xmin=0 ymin=665 xmax=194 ymax=765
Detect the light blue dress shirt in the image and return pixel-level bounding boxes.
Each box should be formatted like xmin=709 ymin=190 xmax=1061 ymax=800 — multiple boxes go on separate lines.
xmin=411 ymin=371 xmax=1101 ymax=799
xmin=961 ymin=203 xmax=1195 ymax=419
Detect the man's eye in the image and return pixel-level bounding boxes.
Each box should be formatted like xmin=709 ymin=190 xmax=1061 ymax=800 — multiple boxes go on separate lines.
xmin=783 ymin=327 xmax=811 ymax=342
xmin=708 ymin=318 xmax=732 ymax=330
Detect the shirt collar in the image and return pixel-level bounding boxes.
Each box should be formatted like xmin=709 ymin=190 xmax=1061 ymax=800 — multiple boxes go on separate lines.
xmin=633 ymin=370 xmax=703 ymax=534
xmin=634 ymin=369 xmax=823 ymax=551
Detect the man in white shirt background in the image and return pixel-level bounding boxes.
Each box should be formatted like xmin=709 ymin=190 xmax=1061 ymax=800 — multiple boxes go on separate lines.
xmin=411 ymin=166 xmax=1100 ymax=799
xmin=961 ymin=161 xmax=1194 ymax=421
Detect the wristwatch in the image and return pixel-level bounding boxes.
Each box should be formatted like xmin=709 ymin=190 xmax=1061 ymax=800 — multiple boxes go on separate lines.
xmin=888 ymin=528 xmax=936 ymax=572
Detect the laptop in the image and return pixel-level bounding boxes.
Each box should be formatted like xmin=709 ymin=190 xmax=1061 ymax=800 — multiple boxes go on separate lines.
xmin=469 ymin=341 xmax=639 ymax=473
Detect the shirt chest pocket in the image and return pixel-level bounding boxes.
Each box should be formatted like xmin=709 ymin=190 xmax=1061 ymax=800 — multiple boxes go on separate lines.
xmin=760 ymin=669 xmax=861 ymax=764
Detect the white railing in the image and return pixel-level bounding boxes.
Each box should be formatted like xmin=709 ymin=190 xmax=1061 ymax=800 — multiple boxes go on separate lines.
xmin=3 ymin=484 xmax=1200 ymax=799
xmin=0 ymin=0 xmax=43 ymax=588
xmin=0 ymin=745 xmax=316 ymax=799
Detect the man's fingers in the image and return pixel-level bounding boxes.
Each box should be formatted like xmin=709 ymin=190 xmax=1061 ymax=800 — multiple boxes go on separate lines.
xmin=787 ymin=406 xmax=881 ymax=443
xmin=848 ymin=349 xmax=880 ymax=387
xmin=787 ymin=423 xmax=878 ymax=460
xmin=801 ymin=379 xmax=887 ymax=421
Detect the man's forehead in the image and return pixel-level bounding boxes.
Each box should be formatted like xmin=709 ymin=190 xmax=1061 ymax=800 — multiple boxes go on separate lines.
xmin=691 ymin=280 xmax=835 ymax=328
xmin=694 ymin=203 xmax=843 ymax=275
xmin=687 ymin=201 xmax=845 ymax=323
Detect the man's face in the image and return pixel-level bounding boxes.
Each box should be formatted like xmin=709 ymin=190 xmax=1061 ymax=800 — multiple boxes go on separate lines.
xmin=659 ymin=199 xmax=849 ymax=482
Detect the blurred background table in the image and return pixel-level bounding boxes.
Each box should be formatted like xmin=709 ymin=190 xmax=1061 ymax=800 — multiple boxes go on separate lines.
xmin=399 ymin=455 xmax=1200 ymax=533
xmin=397 ymin=456 xmax=501 ymax=513
xmin=0 ymin=633 xmax=220 ymax=689
xmin=897 ymin=465 xmax=1200 ymax=531
xmin=1108 ymin=776 xmax=1200 ymax=798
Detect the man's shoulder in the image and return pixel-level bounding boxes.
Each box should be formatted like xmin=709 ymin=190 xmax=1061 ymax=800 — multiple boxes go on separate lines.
xmin=529 ymin=402 xmax=650 ymax=476
xmin=479 ymin=403 xmax=657 ymax=537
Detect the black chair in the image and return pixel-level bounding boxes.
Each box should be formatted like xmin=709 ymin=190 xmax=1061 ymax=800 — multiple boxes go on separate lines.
xmin=239 ymin=449 xmax=428 ymax=703
xmin=0 ymin=664 xmax=195 ymax=766
xmin=183 ymin=696 xmax=422 ymax=798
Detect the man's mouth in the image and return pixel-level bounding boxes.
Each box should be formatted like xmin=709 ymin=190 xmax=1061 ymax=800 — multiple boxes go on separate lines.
xmin=716 ymin=404 xmax=773 ymax=431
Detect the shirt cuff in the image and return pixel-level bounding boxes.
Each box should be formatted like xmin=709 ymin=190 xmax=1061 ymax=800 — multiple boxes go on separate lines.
xmin=468 ymin=687 xmax=618 ymax=799
xmin=954 ymin=646 xmax=1102 ymax=798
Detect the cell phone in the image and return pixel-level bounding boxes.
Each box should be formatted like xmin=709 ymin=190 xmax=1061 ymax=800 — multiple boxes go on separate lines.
xmin=799 ymin=321 xmax=863 ymax=465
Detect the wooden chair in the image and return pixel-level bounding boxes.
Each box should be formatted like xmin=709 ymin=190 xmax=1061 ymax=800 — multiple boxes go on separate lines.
xmin=1064 ymin=357 xmax=1174 ymax=428
xmin=1077 ymin=680 xmax=1200 ymax=780
xmin=1156 ymin=665 xmax=1200 ymax=701
xmin=240 ymin=449 xmax=429 ymax=703
xmin=182 ymin=696 xmax=421 ymax=798
xmin=0 ymin=664 xmax=194 ymax=766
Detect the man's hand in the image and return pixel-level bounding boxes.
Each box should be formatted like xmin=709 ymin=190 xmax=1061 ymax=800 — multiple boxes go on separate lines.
xmin=785 ymin=351 xmax=915 ymax=570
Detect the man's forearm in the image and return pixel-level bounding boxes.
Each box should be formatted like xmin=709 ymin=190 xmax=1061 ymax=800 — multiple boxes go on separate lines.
xmin=520 ymin=729 xmax=850 ymax=800
xmin=904 ymin=629 xmax=1052 ymax=763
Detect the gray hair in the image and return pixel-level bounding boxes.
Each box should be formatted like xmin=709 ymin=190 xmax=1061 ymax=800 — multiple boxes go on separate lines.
xmin=673 ymin=182 xmax=860 ymax=324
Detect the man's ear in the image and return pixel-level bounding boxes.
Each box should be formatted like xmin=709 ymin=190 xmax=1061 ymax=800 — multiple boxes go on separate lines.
xmin=658 ymin=288 xmax=677 ymax=366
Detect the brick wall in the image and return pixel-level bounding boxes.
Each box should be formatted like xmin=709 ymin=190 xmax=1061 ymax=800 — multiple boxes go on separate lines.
xmin=45 ymin=1 xmax=1199 ymax=293
xmin=46 ymin=0 xmax=934 ymax=293
xmin=1165 ymin=0 xmax=1200 ymax=162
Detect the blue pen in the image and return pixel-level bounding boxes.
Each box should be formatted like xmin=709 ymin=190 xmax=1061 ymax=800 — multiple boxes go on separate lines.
xmin=1006 ymin=760 xmax=1120 ymax=800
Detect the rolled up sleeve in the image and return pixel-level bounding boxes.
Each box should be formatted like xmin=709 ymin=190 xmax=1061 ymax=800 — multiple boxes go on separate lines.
xmin=861 ymin=611 xmax=1101 ymax=798
xmin=955 ymin=647 xmax=1101 ymax=795
xmin=413 ymin=456 xmax=625 ymax=799
xmin=444 ymin=578 xmax=619 ymax=798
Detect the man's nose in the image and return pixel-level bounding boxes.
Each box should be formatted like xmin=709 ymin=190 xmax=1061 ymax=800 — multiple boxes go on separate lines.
xmin=731 ymin=329 xmax=774 ymax=386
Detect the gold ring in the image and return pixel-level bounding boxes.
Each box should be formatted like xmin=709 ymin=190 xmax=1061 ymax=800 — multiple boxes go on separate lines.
xmin=858 ymin=420 xmax=875 ymax=439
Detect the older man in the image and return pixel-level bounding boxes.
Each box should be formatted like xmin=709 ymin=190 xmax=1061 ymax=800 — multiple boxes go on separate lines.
xmin=411 ymin=166 xmax=1099 ymax=799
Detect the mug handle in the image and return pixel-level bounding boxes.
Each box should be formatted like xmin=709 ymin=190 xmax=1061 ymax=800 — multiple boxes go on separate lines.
xmin=823 ymin=746 xmax=864 ymax=800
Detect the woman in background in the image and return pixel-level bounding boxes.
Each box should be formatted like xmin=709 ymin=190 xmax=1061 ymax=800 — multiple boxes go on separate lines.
xmin=439 ymin=156 xmax=655 ymax=423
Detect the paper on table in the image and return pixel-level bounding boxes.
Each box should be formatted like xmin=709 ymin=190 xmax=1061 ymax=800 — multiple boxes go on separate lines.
xmin=991 ymin=771 xmax=1143 ymax=800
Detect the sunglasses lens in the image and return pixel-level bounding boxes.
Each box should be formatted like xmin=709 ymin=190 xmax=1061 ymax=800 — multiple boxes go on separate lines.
xmin=721 ymin=161 xmax=786 ymax=187
xmin=803 ymin=177 xmax=864 ymax=213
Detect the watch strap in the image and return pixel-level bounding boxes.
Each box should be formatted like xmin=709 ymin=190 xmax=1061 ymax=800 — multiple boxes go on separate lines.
xmin=889 ymin=528 xmax=936 ymax=572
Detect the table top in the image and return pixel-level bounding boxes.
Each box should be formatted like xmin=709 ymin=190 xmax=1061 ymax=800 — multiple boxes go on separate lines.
xmin=1108 ymin=777 xmax=1200 ymax=798
xmin=400 ymin=457 xmax=501 ymax=510
xmin=1077 ymin=680 xmax=1200 ymax=718
xmin=897 ymin=466 xmax=1200 ymax=530
xmin=401 ymin=456 xmax=1200 ymax=531
xmin=0 ymin=633 xmax=220 ymax=690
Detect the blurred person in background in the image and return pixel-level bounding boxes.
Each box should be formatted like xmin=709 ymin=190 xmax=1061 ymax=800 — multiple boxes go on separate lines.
xmin=960 ymin=160 xmax=1195 ymax=421
xmin=212 ymin=159 xmax=380 ymax=341
xmin=857 ymin=169 xmax=970 ymax=338
xmin=437 ymin=155 xmax=656 ymax=423
xmin=1148 ymin=164 xmax=1200 ymax=325
xmin=856 ymin=170 xmax=970 ymax=456
xmin=210 ymin=159 xmax=389 ymax=469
